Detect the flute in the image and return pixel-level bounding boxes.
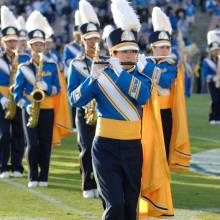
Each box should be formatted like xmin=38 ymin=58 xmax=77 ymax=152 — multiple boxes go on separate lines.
xmin=94 ymin=55 xmax=174 ymax=65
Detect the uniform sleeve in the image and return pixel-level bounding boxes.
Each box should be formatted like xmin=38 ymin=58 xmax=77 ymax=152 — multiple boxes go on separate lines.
xmin=46 ymin=64 xmax=61 ymax=96
xmin=69 ymin=76 xmax=96 ymax=107
xmin=157 ymin=64 xmax=177 ymax=88
xmin=13 ymin=68 xmax=30 ymax=109
xmin=64 ymin=46 xmax=73 ymax=67
xmin=115 ymin=69 xmax=152 ymax=105
xmin=67 ymin=62 xmax=81 ymax=100
xmin=201 ymin=60 xmax=210 ymax=78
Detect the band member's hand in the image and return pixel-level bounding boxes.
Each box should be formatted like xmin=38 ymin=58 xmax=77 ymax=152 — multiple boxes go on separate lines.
xmin=0 ymin=96 xmax=9 ymax=110
xmin=26 ymin=104 xmax=32 ymax=115
xmin=91 ymin=63 xmax=104 ymax=80
xmin=109 ymin=57 xmax=123 ymax=76
xmin=137 ymin=54 xmax=147 ymax=72
xmin=36 ymin=81 xmax=48 ymax=91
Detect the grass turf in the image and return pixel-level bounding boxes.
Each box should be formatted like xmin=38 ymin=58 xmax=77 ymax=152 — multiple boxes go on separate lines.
xmin=0 ymin=94 xmax=220 ymax=220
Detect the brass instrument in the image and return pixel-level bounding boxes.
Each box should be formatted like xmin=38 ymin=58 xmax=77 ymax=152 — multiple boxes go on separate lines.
xmin=216 ymin=55 xmax=220 ymax=88
xmin=5 ymin=50 xmax=19 ymax=120
xmin=84 ymin=43 xmax=99 ymax=126
xmin=27 ymin=53 xmax=45 ymax=128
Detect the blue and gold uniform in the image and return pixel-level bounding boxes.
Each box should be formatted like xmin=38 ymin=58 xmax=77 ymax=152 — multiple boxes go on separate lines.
xmin=202 ymin=56 xmax=220 ymax=122
xmin=69 ymin=61 xmax=153 ymax=219
xmin=0 ymin=52 xmax=29 ymax=175
xmin=68 ymin=54 xmax=101 ymax=193
xmin=64 ymin=42 xmax=82 ymax=130
xmin=64 ymin=42 xmax=82 ymax=75
xmin=14 ymin=59 xmax=60 ymax=182
xmin=145 ymin=58 xmax=177 ymax=159
xmin=44 ymin=48 xmax=64 ymax=72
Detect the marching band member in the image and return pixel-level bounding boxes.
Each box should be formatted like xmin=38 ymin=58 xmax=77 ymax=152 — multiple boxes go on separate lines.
xmin=147 ymin=7 xmax=177 ymax=161
xmin=202 ymin=30 xmax=220 ymax=124
xmin=102 ymin=24 xmax=114 ymax=55
xmin=67 ymin=0 xmax=103 ymax=199
xmin=64 ymin=10 xmax=82 ymax=132
xmin=140 ymin=7 xmax=191 ymax=218
xmin=13 ymin=10 xmax=60 ymax=188
xmin=68 ymin=0 xmax=156 ymax=218
xmin=63 ymin=10 xmax=82 ymax=76
xmin=44 ymin=20 xmax=63 ymax=71
xmin=0 ymin=6 xmax=29 ymax=179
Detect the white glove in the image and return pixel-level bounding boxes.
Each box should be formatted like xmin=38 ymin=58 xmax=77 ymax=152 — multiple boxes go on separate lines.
xmin=137 ymin=54 xmax=147 ymax=72
xmin=0 ymin=97 xmax=9 ymax=110
xmin=36 ymin=81 xmax=48 ymax=91
xmin=90 ymin=62 xmax=104 ymax=80
xmin=26 ymin=104 xmax=32 ymax=115
xmin=109 ymin=57 xmax=123 ymax=76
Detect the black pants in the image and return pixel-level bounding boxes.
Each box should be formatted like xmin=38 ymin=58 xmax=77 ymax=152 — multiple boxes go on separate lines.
xmin=76 ymin=108 xmax=96 ymax=191
xmin=71 ymin=106 xmax=76 ymax=129
xmin=208 ymin=82 xmax=220 ymax=121
xmin=92 ymin=136 xmax=143 ymax=220
xmin=161 ymin=109 xmax=173 ymax=161
xmin=22 ymin=109 xmax=54 ymax=182
xmin=0 ymin=106 xmax=24 ymax=173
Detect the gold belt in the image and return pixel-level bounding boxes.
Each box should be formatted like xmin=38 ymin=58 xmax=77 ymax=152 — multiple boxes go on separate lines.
xmin=96 ymin=117 xmax=141 ymax=140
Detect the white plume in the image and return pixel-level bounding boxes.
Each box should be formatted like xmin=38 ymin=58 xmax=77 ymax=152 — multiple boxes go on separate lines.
xmin=79 ymin=0 xmax=99 ymax=25
xmin=26 ymin=10 xmax=48 ymax=33
xmin=111 ymin=0 xmax=141 ymax=32
xmin=152 ymin=7 xmax=172 ymax=34
xmin=102 ymin=25 xmax=114 ymax=40
xmin=16 ymin=16 xmax=26 ymax=30
xmin=75 ymin=10 xmax=82 ymax=26
xmin=207 ymin=30 xmax=220 ymax=45
xmin=1 ymin=5 xmax=18 ymax=29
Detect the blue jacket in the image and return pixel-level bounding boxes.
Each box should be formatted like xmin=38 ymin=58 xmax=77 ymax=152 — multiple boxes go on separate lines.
xmin=14 ymin=60 xmax=60 ymax=109
xmin=0 ymin=52 xmax=30 ymax=99
xmin=202 ymin=57 xmax=217 ymax=82
xmin=68 ymin=64 xmax=154 ymax=121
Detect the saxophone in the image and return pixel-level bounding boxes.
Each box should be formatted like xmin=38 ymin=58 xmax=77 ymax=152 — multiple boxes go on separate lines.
xmin=216 ymin=55 xmax=220 ymax=88
xmin=5 ymin=50 xmax=19 ymax=120
xmin=27 ymin=53 xmax=45 ymax=128
xmin=84 ymin=43 xmax=99 ymax=126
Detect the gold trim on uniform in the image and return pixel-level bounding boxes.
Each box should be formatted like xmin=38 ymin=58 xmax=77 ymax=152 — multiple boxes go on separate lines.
xmin=0 ymin=86 xmax=9 ymax=97
xmin=110 ymin=42 xmax=139 ymax=52
xmin=159 ymin=95 xmax=171 ymax=109
xmin=96 ymin=117 xmax=141 ymax=140
xmin=97 ymin=83 xmax=129 ymax=120
xmin=103 ymin=71 xmax=140 ymax=119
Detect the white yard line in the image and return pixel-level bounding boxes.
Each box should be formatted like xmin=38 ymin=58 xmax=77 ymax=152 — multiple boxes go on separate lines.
xmin=0 ymin=178 xmax=99 ymax=220
xmin=190 ymin=136 xmax=220 ymax=144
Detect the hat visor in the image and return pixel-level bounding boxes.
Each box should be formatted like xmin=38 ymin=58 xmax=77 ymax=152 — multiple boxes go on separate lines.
xmin=210 ymin=46 xmax=220 ymax=51
xmin=2 ymin=35 xmax=18 ymax=41
xmin=19 ymin=36 xmax=28 ymax=41
xmin=115 ymin=45 xmax=139 ymax=51
xmin=28 ymin=38 xmax=45 ymax=44
xmin=82 ymin=32 xmax=100 ymax=40
xmin=151 ymin=40 xmax=171 ymax=47
xmin=111 ymin=42 xmax=139 ymax=52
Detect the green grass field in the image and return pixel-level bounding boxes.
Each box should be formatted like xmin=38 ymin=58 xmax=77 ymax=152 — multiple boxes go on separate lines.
xmin=0 ymin=94 xmax=220 ymax=220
